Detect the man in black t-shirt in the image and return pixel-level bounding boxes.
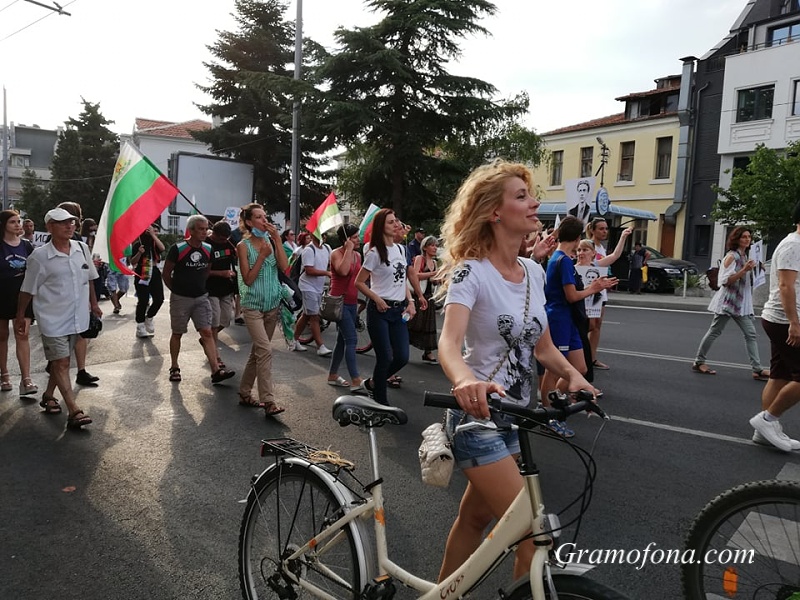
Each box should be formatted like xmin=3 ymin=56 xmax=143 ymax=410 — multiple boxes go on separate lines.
xmin=206 ymin=221 xmax=238 ymax=368
xmin=162 ymin=215 xmax=235 ymax=385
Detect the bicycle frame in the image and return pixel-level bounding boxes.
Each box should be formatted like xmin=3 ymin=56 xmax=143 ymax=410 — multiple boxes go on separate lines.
xmin=278 ymin=426 xmax=558 ymax=600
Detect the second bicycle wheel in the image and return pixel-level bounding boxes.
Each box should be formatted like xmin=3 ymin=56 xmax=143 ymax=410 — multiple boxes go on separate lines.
xmin=239 ymin=462 xmax=365 ymax=600
xmin=507 ymin=573 xmax=630 ymax=599
xmin=682 ymin=479 xmax=800 ymax=599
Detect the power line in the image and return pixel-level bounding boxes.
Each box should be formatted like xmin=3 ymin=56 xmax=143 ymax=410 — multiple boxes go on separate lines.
xmin=0 ymin=1 xmax=21 ymax=14
xmin=0 ymin=0 xmax=76 ymax=43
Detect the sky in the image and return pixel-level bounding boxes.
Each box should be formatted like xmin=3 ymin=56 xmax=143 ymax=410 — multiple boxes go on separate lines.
xmin=0 ymin=0 xmax=747 ymax=137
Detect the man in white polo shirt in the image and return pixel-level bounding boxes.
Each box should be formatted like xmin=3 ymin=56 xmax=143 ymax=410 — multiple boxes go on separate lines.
xmin=16 ymin=207 xmax=101 ymax=430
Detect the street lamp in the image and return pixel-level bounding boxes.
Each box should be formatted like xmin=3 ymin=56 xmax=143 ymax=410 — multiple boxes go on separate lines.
xmin=289 ymin=0 xmax=303 ymax=235
xmin=595 ymin=137 xmax=609 ymax=187
xmin=594 ymin=137 xmax=610 ymax=217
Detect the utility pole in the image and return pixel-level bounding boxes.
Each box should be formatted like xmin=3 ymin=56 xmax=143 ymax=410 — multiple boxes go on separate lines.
xmin=289 ymin=0 xmax=302 ymax=235
xmin=2 ymin=87 xmax=8 ymax=211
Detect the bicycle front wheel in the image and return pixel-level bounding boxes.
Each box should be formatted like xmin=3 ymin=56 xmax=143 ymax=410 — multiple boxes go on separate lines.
xmin=239 ymin=462 xmax=364 ymax=600
xmin=682 ymin=479 xmax=800 ymax=599
xmin=507 ymin=573 xmax=630 ymax=599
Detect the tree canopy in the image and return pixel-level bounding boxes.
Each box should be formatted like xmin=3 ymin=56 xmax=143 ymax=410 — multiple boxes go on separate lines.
xmin=712 ymin=141 xmax=800 ymax=242
xmin=15 ymin=168 xmax=51 ymax=227
xmin=317 ymin=0 xmax=536 ymax=220
xmin=49 ymin=99 xmax=119 ymax=222
xmin=194 ymin=0 xmax=334 ymax=216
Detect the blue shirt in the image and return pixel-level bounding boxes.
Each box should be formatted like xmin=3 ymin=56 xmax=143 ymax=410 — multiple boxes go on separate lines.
xmin=544 ymin=250 xmax=576 ymax=323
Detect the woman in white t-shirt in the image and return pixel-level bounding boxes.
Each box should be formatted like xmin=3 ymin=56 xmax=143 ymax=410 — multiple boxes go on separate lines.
xmin=355 ymin=208 xmax=427 ymax=405
xmin=435 ymin=160 xmax=594 ymax=583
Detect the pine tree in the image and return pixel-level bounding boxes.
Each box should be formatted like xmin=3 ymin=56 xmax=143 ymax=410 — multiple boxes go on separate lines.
xmin=194 ymin=0 xmax=334 ymax=216
xmin=317 ymin=0 xmax=530 ymax=219
xmin=49 ymin=99 xmax=119 ymax=221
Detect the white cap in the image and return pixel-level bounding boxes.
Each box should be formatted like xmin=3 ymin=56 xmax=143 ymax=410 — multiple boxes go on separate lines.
xmin=44 ymin=207 xmax=76 ymax=223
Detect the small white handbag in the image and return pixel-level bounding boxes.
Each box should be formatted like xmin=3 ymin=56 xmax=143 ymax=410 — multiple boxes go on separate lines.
xmin=418 ymin=422 xmax=454 ymax=488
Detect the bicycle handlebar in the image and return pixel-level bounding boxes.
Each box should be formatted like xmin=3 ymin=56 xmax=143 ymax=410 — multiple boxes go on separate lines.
xmin=423 ymin=390 xmax=609 ymax=424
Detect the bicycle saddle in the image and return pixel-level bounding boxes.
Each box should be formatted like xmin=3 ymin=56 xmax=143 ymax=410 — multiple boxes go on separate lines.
xmin=332 ymin=395 xmax=408 ymax=427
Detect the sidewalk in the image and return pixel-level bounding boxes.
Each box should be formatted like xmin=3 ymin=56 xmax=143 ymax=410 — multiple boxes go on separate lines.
xmin=607 ymin=289 xmax=714 ymax=313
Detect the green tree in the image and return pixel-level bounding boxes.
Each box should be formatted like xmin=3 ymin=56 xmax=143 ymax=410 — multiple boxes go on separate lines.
xmin=49 ymin=99 xmax=119 ymax=221
xmin=317 ymin=0 xmax=529 ymax=219
xmin=194 ymin=0 xmax=334 ymax=216
xmin=712 ymin=141 xmax=800 ymax=242
xmin=15 ymin=168 xmax=51 ymax=227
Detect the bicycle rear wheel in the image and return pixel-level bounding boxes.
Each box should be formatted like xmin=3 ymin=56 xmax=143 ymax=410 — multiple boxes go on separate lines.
xmin=507 ymin=573 xmax=630 ymax=599
xmin=296 ymin=319 xmax=330 ymax=346
xmin=682 ymin=479 xmax=800 ymax=599
xmin=239 ymin=462 xmax=364 ymax=599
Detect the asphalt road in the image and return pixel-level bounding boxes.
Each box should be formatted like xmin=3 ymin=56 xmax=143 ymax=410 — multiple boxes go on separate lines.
xmin=1 ymin=296 xmax=799 ymax=600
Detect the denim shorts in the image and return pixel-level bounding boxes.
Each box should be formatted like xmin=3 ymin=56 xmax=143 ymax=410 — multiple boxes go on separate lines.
xmin=446 ymin=409 xmax=520 ymax=470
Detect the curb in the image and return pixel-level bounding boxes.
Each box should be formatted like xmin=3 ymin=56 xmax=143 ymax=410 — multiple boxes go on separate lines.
xmin=607 ymin=294 xmax=765 ymax=314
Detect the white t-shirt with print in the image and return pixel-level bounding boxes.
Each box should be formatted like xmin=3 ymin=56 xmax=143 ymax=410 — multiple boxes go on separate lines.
xmin=298 ymin=243 xmax=331 ymax=294
xmin=762 ymin=232 xmax=800 ymax=324
xmin=445 ymin=258 xmax=548 ymax=407
xmin=363 ymin=244 xmax=407 ymax=301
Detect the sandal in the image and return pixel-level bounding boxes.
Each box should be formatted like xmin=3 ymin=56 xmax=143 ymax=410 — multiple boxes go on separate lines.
xmin=211 ymin=368 xmax=235 ymax=384
xmin=238 ymin=393 xmax=266 ymax=409
xmin=592 ymin=360 xmax=610 ymax=371
xmin=327 ymin=376 xmax=351 ymax=388
xmin=20 ymin=378 xmax=38 ymax=396
xmin=264 ymin=402 xmax=286 ymax=417
xmin=387 ymin=376 xmax=402 ymax=389
xmin=692 ymin=363 xmax=717 ymax=375
xmin=169 ymin=367 xmax=182 ymax=382
xmin=0 ymin=373 xmax=11 ymax=392
xmin=753 ymin=369 xmax=770 ymax=381
xmin=67 ymin=410 xmax=92 ymax=429
xmin=39 ymin=394 xmax=62 ymax=414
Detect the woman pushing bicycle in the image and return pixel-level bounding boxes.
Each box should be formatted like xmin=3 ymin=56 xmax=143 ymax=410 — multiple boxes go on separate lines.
xmin=435 ymin=160 xmax=596 ymax=582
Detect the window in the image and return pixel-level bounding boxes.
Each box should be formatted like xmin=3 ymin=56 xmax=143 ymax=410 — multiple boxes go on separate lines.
xmin=732 ymin=156 xmax=751 ymax=172
xmin=618 ymin=142 xmax=635 ymax=182
xmin=550 ymin=150 xmax=563 ymax=186
xmin=694 ymin=225 xmax=711 ymax=257
xmin=794 ymin=80 xmax=800 ymax=117
xmin=768 ymin=21 xmax=800 ymax=46
xmin=736 ymin=85 xmax=774 ymax=122
xmin=579 ymin=147 xmax=593 ymax=178
xmin=654 ymin=137 xmax=672 ymax=179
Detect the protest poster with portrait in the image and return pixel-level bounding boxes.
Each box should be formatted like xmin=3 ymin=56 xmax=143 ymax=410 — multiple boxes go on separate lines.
xmin=565 ymin=177 xmax=596 ymax=226
xmin=575 ymin=264 xmax=604 ymax=318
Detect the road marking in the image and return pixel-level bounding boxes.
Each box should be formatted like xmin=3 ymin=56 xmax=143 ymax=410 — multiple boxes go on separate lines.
xmin=611 ymin=415 xmax=756 ymax=446
xmin=608 ymin=305 xmax=707 ymax=315
xmin=599 ymin=347 xmax=752 ymax=371
xmin=777 ymin=463 xmax=800 ymax=481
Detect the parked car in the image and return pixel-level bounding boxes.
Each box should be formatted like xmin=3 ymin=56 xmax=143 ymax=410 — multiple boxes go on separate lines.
xmin=610 ymin=246 xmax=699 ymax=293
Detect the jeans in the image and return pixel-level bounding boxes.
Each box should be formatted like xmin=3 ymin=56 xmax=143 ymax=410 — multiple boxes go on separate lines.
xmin=135 ymin=268 xmax=164 ymax=323
xmin=240 ymin=307 xmax=280 ymax=404
xmin=329 ymin=303 xmax=359 ymax=381
xmin=366 ymin=302 xmax=409 ymax=405
xmin=695 ymin=313 xmax=763 ymax=372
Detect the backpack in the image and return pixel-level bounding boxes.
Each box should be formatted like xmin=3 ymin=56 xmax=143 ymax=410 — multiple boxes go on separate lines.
xmin=288 ymin=252 xmax=305 ymax=284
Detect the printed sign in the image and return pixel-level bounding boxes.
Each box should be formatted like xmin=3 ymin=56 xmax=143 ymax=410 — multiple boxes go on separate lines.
xmin=565 ymin=177 xmax=596 ymax=225
xmin=224 ymin=206 xmax=240 ymax=231
xmin=575 ymin=264 xmax=604 ymax=318
xmin=751 ymin=240 xmax=766 ymax=289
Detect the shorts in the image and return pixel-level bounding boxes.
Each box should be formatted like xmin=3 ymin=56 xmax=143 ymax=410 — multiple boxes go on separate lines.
xmin=209 ymin=294 xmax=234 ymax=328
xmin=762 ymin=318 xmax=800 ymax=382
xmin=169 ymin=293 xmax=212 ymax=334
xmin=548 ymin=318 xmax=583 ymax=355
xmin=0 ymin=277 xmax=33 ymax=320
xmin=41 ymin=334 xmax=79 ymax=361
xmin=446 ymin=410 xmax=520 ymax=469
xmin=301 ymin=291 xmax=322 ymax=316
xmin=106 ymin=272 xmax=130 ymax=294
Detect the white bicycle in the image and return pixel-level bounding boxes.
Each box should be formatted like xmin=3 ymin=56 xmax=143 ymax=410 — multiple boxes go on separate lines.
xmin=238 ymin=390 xmax=629 ymax=599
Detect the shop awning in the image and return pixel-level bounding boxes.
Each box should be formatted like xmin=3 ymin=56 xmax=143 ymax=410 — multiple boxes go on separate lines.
xmin=537 ymin=203 xmax=658 ymax=221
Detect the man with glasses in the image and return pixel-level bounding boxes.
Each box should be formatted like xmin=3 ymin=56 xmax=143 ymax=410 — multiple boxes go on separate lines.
xmin=16 ymin=207 xmax=101 ymax=429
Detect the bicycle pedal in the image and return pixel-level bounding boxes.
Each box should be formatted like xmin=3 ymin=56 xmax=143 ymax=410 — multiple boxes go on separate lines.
xmin=361 ymin=574 xmax=396 ymax=599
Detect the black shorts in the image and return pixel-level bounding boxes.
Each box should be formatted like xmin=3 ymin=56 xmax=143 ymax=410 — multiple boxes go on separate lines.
xmin=0 ymin=277 xmax=33 ymax=320
xmin=761 ymin=318 xmax=800 ymax=383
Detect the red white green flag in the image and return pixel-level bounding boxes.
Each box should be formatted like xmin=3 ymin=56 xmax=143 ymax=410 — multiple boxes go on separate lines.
xmin=305 ymin=192 xmax=343 ymax=241
xmin=358 ymin=203 xmax=380 ymax=244
xmin=94 ymin=141 xmax=179 ymax=275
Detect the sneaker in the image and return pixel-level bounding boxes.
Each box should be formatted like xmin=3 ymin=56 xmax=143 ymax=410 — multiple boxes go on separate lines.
xmin=547 ymin=419 xmax=575 ymax=438
xmin=317 ymin=344 xmax=333 ymax=357
xmin=422 ymin=353 xmax=439 ymax=365
xmin=292 ymin=340 xmax=308 ymax=352
xmin=144 ymin=317 xmax=155 ymax=334
xmin=136 ymin=323 xmax=153 ymax=338
xmin=76 ymin=370 xmax=100 ymax=387
xmin=752 ymin=426 xmax=800 ymax=450
xmin=749 ymin=412 xmax=798 ymax=452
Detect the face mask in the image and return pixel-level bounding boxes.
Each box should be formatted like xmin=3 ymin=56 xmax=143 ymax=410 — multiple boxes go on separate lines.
xmin=251 ymin=227 xmax=267 ymax=239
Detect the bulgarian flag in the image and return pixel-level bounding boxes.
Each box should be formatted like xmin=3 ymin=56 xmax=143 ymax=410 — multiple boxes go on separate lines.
xmin=358 ymin=203 xmax=380 ymax=244
xmin=94 ymin=141 xmax=179 ymax=275
xmin=306 ymin=192 xmax=343 ymax=241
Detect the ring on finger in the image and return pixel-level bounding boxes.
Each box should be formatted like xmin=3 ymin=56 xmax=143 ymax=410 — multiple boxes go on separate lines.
xmin=470 ymin=397 xmax=478 ymax=403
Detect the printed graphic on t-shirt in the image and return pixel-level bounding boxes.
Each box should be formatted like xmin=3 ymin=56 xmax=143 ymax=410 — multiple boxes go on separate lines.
xmin=452 ymin=264 xmax=471 ymax=284
xmin=497 ymin=313 xmax=543 ymax=401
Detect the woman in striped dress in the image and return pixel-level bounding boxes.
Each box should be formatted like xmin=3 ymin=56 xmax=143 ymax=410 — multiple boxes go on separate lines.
xmin=236 ymin=204 xmax=289 ymax=416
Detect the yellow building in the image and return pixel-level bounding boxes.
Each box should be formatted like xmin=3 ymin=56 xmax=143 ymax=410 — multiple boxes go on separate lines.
xmin=531 ymin=75 xmax=688 ymax=259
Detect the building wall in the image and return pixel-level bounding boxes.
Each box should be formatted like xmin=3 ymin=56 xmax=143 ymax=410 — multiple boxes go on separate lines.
xmin=532 ymin=116 xmax=685 ymax=257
